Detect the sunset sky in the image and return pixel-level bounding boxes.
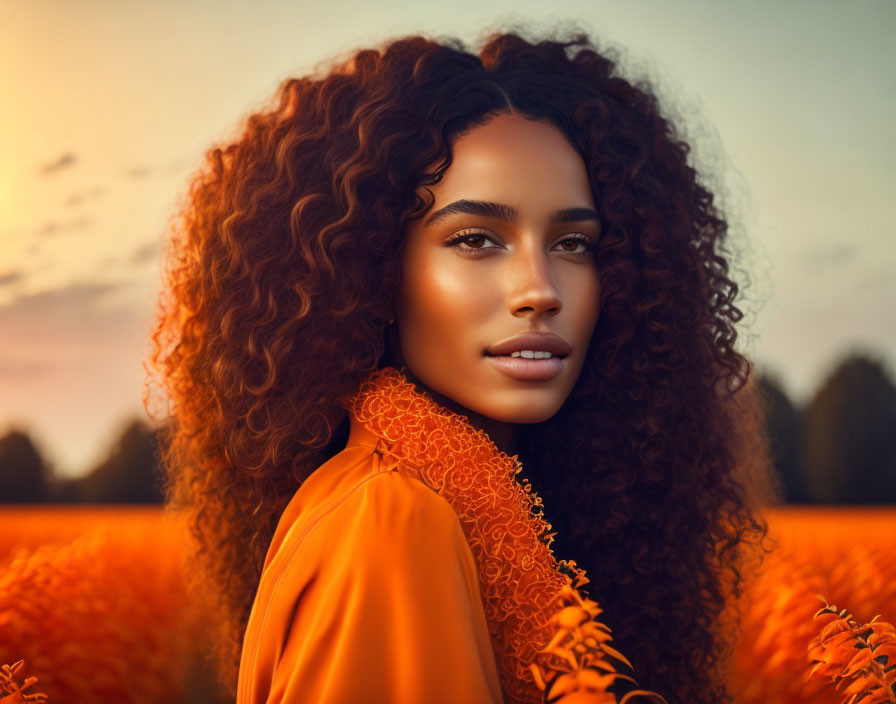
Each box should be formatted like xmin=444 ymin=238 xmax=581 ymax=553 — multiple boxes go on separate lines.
xmin=1 ymin=0 xmax=894 ymax=478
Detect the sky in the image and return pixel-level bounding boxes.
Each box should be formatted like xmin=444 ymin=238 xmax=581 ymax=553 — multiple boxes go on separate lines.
xmin=1 ymin=0 xmax=894 ymax=478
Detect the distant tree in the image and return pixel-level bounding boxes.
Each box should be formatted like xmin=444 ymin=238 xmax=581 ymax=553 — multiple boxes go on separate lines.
xmin=0 ymin=428 xmax=49 ymax=502
xmin=46 ymin=476 xmax=86 ymax=503
xmin=78 ymin=419 xmax=164 ymax=503
xmin=801 ymin=354 xmax=896 ymax=504
xmin=755 ymin=373 xmax=809 ymax=503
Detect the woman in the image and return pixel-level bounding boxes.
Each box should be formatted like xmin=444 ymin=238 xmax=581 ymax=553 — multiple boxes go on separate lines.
xmin=147 ymin=29 xmax=773 ymax=704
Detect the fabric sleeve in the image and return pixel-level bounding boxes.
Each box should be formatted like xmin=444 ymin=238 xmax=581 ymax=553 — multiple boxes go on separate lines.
xmin=265 ymin=470 xmax=505 ymax=704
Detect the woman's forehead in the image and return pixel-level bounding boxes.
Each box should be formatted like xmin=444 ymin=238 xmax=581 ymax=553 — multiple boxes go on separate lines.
xmin=423 ymin=114 xmax=594 ymax=212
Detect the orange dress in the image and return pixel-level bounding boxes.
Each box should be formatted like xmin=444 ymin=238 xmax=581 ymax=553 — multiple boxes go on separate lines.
xmin=237 ymin=367 xmax=654 ymax=704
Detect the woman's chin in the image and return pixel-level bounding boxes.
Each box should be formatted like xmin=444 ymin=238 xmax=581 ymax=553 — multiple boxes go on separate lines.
xmin=470 ymin=395 xmax=566 ymax=425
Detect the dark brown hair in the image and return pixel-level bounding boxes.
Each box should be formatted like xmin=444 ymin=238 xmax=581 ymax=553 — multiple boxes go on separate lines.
xmin=147 ymin=28 xmax=773 ymax=703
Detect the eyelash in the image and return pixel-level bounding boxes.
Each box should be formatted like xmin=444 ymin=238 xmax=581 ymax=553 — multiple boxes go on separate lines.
xmin=444 ymin=229 xmax=597 ymax=257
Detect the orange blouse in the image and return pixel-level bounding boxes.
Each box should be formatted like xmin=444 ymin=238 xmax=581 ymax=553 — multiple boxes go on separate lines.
xmin=236 ymin=415 xmax=505 ymax=704
xmin=237 ymin=367 xmax=656 ymax=704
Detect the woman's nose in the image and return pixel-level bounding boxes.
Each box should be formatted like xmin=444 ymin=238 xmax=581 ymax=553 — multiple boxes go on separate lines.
xmin=506 ymin=248 xmax=562 ymax=317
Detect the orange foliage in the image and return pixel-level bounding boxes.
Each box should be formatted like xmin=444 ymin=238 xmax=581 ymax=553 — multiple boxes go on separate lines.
xmin=0 ymin=506 xmax=894 ymax=703
xmin=529 ymin=575 xmax=668 ymax=704
xmin=729 ymin=508 xmax=896 ymax=703
xmin=0 ymin=509 xmax=206 ymax=703
xmin=0 ymin=506 xmax=162 ymax=563
xmin=0 ymin=659 xmax=47 ymax=703
xmin=807 ymin=601 xmax=896 ymax=704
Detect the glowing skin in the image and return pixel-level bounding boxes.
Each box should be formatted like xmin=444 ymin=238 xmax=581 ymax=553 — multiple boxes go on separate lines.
xmin=392 ymin=112 xmax=601 ymax=452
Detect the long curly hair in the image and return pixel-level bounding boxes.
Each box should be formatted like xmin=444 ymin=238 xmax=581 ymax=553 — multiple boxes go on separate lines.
xmin=146 ymin=27 xmax=774 ymax=704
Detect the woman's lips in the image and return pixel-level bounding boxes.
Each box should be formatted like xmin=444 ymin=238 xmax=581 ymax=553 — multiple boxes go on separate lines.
xmin=484 ymin=354 xmax=564 ymax=381
xmin=486 ymin=332 xmax=572 ymax=357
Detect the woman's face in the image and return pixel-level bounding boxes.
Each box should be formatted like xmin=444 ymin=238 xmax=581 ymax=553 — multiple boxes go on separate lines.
xmin=394 ymin=112 xmax=601 ymax=426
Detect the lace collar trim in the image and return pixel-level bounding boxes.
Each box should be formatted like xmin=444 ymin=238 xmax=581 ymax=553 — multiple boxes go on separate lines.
xmin=347 ymin=367 xmax=590 ymax=704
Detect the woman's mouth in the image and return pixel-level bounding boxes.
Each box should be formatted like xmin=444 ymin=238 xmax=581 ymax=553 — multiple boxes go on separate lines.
xmin=483 ymin=351 xmax=565 ymax=381
xmin=483 ymin=332 xmax=570 ymax=381
xmin=507 ymin=350 xmax=556 ymax=359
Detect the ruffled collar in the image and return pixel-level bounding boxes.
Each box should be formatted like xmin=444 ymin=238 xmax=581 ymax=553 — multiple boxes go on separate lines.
xmin=347 ymin=367 xmax=652 ymax=704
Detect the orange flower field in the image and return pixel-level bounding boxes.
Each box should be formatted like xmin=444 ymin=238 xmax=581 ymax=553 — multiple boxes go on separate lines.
xmin=730 ymin=508 xmax=896 ymax=704
xmin=0 ymin=506 xmax=894 ymax=703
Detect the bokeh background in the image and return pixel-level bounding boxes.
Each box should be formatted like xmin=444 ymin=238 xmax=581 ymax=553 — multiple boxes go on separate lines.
xmin=1 ymin=3 xmax=895 ymax=703
xmin=2 ymin=0 xmax=894 ymax=504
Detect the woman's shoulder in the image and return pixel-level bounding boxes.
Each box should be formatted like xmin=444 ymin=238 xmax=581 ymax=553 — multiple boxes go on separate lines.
xmin=262 ymin=443 xmax=461 ymax=583
xmin=239 ymin=447 xmax=500 ymax=704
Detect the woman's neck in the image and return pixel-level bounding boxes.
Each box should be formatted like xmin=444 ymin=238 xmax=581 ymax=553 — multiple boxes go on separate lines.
xmin=397 ymin=367 xmax=519 ymax=455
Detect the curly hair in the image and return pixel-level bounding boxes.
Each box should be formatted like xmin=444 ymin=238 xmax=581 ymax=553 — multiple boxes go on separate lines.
xmin=146 ymin=27 xmax=774 ymax=703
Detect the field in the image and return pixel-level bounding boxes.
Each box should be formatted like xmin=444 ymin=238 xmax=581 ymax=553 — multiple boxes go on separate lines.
xmin=1 ymin=506 xmax=894 ymax=703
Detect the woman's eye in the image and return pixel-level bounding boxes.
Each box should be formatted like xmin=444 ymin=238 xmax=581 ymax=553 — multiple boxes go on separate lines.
xmin=445 ymin=231 xmax=501 ymax=253
xmin=553 ymin=236 xmax=594 ymax=255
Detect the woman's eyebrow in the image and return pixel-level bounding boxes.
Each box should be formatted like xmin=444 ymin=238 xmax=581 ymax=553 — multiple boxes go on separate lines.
xmin=424 ymin=199 xmax=600 ymax=227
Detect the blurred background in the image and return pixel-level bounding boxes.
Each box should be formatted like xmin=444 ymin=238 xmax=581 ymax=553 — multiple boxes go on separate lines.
xmin=1 ymin=0 xmax=894 ymax=503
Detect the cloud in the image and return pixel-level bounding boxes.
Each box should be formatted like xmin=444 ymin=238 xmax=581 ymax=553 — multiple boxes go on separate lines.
xmin=0 ymin=283 xmax=132 ymax=342
xmin=166 ymin=156 xmax=193 ymax=174
xmin=801 ymin=243 xmax=858 ymax=270
xmin=0 ymin=281 xmax=144 ymax=383
xmin=39 ymin=153 xmax=77 ymax=176
xmin=126 ymin=155 xmax=193 ymax=180
xmin=131 ymin=241 xmax=160 ymax=264
xmin=64 ymin=186 xmax=106 ymax=207
xmin=126 ymin=165 xmax=152 ymax=179
xmin=0 ymin=280 xmax=150 ymax=353
xmin=35 ymin=216 xmax=92 ymax=237
xmin=0 ymin=271 xmax=24 ymax=287
xmin=0 ymin=360 xmax=53 ymax=377
xmin=0 ymin=282 xmax=123 ymax=317
xmin=857 ymin=271 xmax=890 ymax=290
xmin=0 ymin=281 xmax=150 ymax=367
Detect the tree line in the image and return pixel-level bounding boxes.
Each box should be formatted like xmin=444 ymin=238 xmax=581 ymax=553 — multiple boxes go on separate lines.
xmin=0 ymin=420 xmax=164 ymax=503
xmin=759 ymin=352 xmax=896 ymax=504
xmin=1 ymin=352 xmax=895 ymax=504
